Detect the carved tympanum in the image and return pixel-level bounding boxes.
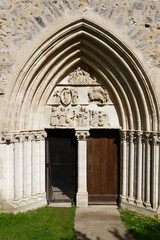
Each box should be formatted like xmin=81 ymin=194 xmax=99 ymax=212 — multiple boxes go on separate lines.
xmin=88 ymin=87 xmax=109 ymax=104
xmin=68 ymin=67 xmax=97 ymax=84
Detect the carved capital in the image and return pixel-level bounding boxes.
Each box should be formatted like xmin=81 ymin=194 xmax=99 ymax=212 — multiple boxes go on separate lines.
xmin=1 ymin=134 xmax=14 ymax=144
xmin=75 ymin=130 xmax=90 ymax=141
xmin=30 ymin=131 xmax=47 ymax=141
xmin=128 ymin=131 xmax=135 ymax=143
xmin=151 ymin=132 xmax=158 ymax=145
xmin=135 ymin=131 xmax=143 ymax=142
xmin=120 ymin=131 xmax=127 ymax=141
xmin=143 ymin=132 xmax=151 ymax=144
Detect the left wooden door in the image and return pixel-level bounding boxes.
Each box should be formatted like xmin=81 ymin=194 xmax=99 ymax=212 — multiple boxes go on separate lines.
xmin=45 ymin=129 xmax=77 ymax=203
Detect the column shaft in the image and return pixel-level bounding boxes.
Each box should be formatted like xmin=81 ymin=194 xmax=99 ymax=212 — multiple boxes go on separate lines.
xmin=145 ymin=134 xmax=151 ymax=207
xmin=40 ymin=139 xmax=45 ymax=194
xmin=128 ymin=132 xmax=134 ymax=202
xmin=23 ymin=140 xmax=31 ymax=198
xmin=120 ymin=131 xmax=127 ymax=201
xmin=136 ymin=132 xmax=143 ymax=205
xmin=31 ymin=140 xmax=37 ymax=196
xmin=152 ymin=134 xmax=159 ymax=209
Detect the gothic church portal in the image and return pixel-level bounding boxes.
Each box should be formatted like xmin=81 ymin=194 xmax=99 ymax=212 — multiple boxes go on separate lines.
xmin=0 ymin=1 xmax=160 ymax=217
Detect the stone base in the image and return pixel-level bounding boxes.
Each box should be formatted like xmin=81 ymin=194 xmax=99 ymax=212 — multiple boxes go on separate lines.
xmin=120 ymin=201 xmax=159 ymax=218
xmin=76 ymin=192 xmax=88 ymax=207
xmin=0 ymin=194 xmax=47 ymax=213
xmin=48 ymin=202 xmax=72 ymax=207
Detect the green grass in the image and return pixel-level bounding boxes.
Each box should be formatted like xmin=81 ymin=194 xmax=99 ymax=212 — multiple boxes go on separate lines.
xmin=0 ymin=206 xmax=77 ymax=240
xmin=119 ymin=208 xmax=160 ymax=240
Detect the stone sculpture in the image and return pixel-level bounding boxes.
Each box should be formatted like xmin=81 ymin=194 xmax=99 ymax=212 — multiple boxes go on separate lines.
xmin=68 ymin=67 xmax=97 ymax=84
xmin=90 ymin=110 xmax=106 ymax=127
xmin=88 ymin=87 xmax=109 ymax=104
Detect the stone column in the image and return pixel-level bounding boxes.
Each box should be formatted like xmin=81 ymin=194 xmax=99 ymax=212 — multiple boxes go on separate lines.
xmin=31 ymin=134 xmax=38 ymax=196
xmin=128 ymin=131 xmax=135 ymax=203
xmin=23 ymin=133 xmax=32 ymax=199
xmin=14 ymin=134 xmax=23 ymax=201
xmin=142 ymin=134 xmax=146 ymax=202
xmin=39 ymin=132 xmax=47 ymax=195
xmin=144 ymin=133 xmax=151 ymax=208
xmin=135 ymin=131 xmax=143 ymax=205
xmin=75 ymin=130 xmax=90 ymax=207
xmin=152 ymin=133 xmax=159 ymax=210
xmin=120 ymin=130 xmax=127 ymax=202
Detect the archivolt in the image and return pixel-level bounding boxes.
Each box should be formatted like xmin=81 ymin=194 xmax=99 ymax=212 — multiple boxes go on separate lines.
xmin=7 ymin=19 xmax=159 ymax=132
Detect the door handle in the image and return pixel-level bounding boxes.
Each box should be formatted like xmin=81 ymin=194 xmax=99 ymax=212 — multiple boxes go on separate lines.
xmin=88 ymin=165 xmax=91 ymax=172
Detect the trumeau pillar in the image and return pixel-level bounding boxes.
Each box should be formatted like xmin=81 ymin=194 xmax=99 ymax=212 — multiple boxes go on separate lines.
xmin=128 ymin=131 xmax=135 ymax=203
xmin=120 ymin=130 xmax=127 ymax=202
xmin=75 ymin=130 xmax=90 ymax=207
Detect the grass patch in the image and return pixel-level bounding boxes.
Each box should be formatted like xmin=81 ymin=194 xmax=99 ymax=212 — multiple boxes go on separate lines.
xmin=0 ymin=206 xmax=77 ymax=240
xmin=119 ymin=208 xmax=160 ymax=240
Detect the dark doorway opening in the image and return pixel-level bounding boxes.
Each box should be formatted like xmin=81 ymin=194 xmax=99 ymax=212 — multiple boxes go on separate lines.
xmin=87 ymin=129 xmax=120 ymax=205
xmin=45 ymin=129 xmax=77 ymax=204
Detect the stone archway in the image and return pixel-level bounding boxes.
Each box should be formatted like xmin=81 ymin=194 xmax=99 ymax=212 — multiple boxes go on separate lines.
xmin=1 ymin=19 xmax=160 ymax=215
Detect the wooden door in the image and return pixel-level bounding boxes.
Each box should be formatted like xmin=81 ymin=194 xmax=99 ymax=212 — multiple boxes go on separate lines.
xmin=46 ymin=129 xmax=77 ymax=203
xmin=87 ymin=130 xmax=120 ymax=204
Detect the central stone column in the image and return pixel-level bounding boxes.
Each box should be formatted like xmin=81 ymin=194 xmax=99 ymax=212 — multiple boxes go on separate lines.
xmin=75 ymin=130 xmax=90 ymax=207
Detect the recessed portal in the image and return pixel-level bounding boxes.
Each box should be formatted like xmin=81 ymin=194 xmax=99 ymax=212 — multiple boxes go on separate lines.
xmin=87 ymin=129 xmax=120 ymax=204
xmin=45 ymin=129 xmax=77 ymax=204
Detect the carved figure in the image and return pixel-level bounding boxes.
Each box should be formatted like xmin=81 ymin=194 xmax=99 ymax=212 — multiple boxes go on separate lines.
xmin=50 ymin=107 xmax=58 ymax=126
xmin=88 ymin=87 xmax=109 ymax=104
xmin=61 ymin=88 xmax=71 ymax=106
xmin=90 ymin=110 xmax=99 ymax=127
xmin=70 ymin=89 xmax=78 ymax=105
xmin=68 ymin=67 xmax=97 ymax=84
xmin=98 ymin=111 xmax=106 ymax=126
xmin=90 ymin=110 xmax=106 ymax=127
xmin=66 ymin=109 xmax=76 ymax=124
xmin=77 ymin=106 xmax=88 ymax=126
xmin=53 ymin=90 xmax=61 ymax=104
xmin=59 ymin=107 xmax=66 ymax=126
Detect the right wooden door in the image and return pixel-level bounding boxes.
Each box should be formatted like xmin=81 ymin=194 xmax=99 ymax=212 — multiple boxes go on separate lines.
xmin=87 ymin=130 xmax=120 ymax=204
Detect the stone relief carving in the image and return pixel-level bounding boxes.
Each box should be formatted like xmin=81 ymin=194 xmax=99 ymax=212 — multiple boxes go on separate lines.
xmin=90 ymin=110 xmax=108 ymax=127
xmin=76 ymin=106 xmax=88 ymax=127
xmin=88 ymin=87 xmax=109 ymax=104
xmin=68 ymin=67 xmax=97 ymax=85
xmin=53 ymin=90 xmax=61 ymax=105
xmin=50 ymin=106 xmax=107 ymax=128
xmin=61 ymin=88 xmax=71 ymax=106
xmin=52 ymin=88 xmax=78 ymax=106
xmin=70 ymin=89 xmax=78 ymax=105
